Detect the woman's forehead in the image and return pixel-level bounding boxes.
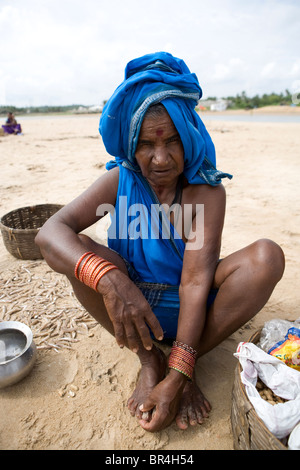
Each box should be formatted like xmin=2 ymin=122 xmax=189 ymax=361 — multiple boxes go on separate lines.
xmin=140 ymin=113 xmax=177 ymax=136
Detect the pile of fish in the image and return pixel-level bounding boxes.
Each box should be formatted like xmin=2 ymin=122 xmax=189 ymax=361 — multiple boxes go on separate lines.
xmin=0 ymin=261 xmax=98 ymax=352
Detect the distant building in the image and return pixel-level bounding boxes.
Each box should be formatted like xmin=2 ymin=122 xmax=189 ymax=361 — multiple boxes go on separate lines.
xmin=210 ymin=99 xmax=228 ymax=111
xmin=73 ymin=106 xmax=88 ymax=114
xmin=73 ymin=105 xmax=103 ymax=114
xmin=88 ymin=105 xmax=103 ymax=113
xmin=198 ymin=99 xmax=216 ymax=109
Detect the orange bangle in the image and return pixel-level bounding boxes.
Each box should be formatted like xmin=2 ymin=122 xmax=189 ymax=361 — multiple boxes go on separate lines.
xmin=74 ymin=252 xmax=93 ymax=279
xmin=75 ymin=251 xmax=119 ymax=291
xmin=81 ymin=257 xmax=99 ymax=282
xmin=90 ymin=261 xmax=112 ymax=285
xmin=93 ymin=264 xmax=119 ymax=291
xmin=80 ymin=256 xmax=99 ymax=284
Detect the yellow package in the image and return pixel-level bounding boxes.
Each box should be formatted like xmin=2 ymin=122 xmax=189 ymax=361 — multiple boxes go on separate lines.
xmin=268 ymin=327 xmax=300 ymax=371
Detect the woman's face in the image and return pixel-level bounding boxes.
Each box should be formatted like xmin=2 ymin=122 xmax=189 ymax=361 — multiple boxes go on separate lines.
xmin=135 ymin=111 xmax=184 ymax=188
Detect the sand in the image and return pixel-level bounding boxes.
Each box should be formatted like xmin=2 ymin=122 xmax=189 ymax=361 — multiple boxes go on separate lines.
xmin=0 ymin=110 xmax=299 ymax=450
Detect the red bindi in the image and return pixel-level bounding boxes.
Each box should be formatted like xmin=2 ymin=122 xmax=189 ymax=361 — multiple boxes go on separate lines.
xmin=156 ymin=129 xmax=164 ymax=136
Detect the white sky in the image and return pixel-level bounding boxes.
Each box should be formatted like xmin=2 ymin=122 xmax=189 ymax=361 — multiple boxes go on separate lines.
xmin=0 ymin=0 xmax=299 ymax=106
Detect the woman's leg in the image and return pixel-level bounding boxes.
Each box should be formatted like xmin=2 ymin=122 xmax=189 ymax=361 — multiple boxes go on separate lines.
xmin=198 ymin=239 xmax=285 ymax=356
xmin=67 ymin=234 xmax=167 ymax=419
xmin=175 ymin=239 xmax=285 ymax=429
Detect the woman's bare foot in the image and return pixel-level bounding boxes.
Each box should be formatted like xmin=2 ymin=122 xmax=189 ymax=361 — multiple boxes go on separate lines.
xmin=127 ymin=345 xmax=167 ymax=419
xmin=175 ymin=379 xmax=211 ymax=429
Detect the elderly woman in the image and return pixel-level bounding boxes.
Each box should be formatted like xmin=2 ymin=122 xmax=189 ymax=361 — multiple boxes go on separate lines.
xmin=35 ymin=52 xmax=285 ymax=433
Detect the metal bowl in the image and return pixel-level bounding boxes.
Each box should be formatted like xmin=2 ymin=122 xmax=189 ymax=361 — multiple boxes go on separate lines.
xmin=0 ymin=321 xmax=37 ymax=389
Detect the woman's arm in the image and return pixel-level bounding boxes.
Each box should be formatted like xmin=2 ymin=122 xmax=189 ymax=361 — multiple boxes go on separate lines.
xmin=139 ymin=184 xmax=226 ymax=431
xmin=176 ymin=183 xmax=226 ymax=349
xmin=36 ymin=166 xmax=163 ymax=351
xmin=35 ymin=167 xmax=120 ymax=275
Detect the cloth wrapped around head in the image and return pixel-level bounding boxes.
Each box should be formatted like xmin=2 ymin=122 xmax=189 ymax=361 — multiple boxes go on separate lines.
xmin=99 ymin=51 xmax=232 ymax=186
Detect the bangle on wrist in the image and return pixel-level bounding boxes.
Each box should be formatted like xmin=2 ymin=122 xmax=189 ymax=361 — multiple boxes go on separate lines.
xmin=168 ymin=341 xmax=197 ymax=381
xmin=74 ymin=251 xmax=119 ymax=291
xmin=74 ymin=251 xmax=93 ymax=279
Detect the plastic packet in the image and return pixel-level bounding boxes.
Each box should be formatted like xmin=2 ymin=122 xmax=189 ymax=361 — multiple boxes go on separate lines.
xmin=258 ymin=318 xmax=300 ymax=353
xmin=268 ymin=327 xmax=300 ymax=371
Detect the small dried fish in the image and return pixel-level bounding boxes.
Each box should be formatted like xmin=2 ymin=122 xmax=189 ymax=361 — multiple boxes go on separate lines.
xmin=0 ymin=261 xmax=98 ymax=352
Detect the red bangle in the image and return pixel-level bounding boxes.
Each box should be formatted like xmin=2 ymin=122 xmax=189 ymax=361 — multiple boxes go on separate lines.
xmin=81 ymin=257 xmax=100 ymax=281
xmin=79 ymin=255 xmax=99 ymax=284
xmin=90 ymin=261 xmax=112 ymax=287
xmin=74 ymin=251 xmax=93 ymax=279
xmin=93 ymin=264 xmax=118 ymax=291
xmin=173 ymin=341 xmax=197 ymax=358
xmin=74 ymin=251 xmax=119 ymax=291
xmin=168 ymin=343 xmax=197 ymax=380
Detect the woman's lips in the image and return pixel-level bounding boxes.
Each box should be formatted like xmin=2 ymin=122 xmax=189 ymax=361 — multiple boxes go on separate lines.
xmin=152 ymin=168 xmax=172 ymax=173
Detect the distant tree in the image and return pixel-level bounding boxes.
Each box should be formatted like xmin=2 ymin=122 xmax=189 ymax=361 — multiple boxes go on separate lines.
xmin=226 ymin=90 xmax=293 ymax=109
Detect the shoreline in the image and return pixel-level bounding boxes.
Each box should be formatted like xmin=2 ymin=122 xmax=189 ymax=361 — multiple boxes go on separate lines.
xmin=1 ymin=105 xmax=300 ymax=122
xmin=200 ymin=105 xmax=300 ymax=116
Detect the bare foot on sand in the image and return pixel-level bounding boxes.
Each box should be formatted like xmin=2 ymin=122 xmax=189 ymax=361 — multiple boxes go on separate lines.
xmin=175 ymin=379 xmax=211 ymax=429
xmin=127 ymin=345 xmax=167 ymax=419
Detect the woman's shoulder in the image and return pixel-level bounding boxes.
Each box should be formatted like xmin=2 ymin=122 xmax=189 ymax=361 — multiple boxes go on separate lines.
xmin=98 ymin=165 xmax=119 ymax=187
xmin=183 ymin=181 xmax=226 ymax=205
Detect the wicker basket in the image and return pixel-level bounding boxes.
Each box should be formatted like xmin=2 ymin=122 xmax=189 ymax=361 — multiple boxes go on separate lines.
xmin=0 ymin=204 xmax=63 ymax=260
xmin=231 ymin=330 xmax=288 ymax=450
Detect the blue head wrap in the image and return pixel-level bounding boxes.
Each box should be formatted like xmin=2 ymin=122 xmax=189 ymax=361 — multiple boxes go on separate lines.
xmin=99 ymin=52 xmax=232 ymax=186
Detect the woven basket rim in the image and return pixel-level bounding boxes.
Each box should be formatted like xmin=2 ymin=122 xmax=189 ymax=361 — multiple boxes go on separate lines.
xmin=237 ymin=328 xmax=287 ymax=448
xmin=0 ymin=204 xmax=63 ymax=233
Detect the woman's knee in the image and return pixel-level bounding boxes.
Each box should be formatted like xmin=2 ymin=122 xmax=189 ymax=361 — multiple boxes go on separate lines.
xmin=251 ymin=238 xmax=285 ymax=283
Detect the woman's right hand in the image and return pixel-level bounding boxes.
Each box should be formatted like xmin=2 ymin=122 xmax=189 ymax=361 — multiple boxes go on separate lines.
xmin=98 ymin=269 xmax=164 ymax=352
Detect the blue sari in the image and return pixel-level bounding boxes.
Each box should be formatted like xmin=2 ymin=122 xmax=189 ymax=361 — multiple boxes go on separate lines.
xmin=100 ymin=52 xmax=227 ymax=338
xmin=108 ymin=165 xmax=217 ymax=339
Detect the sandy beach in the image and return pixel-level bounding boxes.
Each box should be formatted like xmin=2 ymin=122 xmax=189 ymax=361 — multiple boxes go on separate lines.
xmin=0 ymin=110 xmax=300 ymax=450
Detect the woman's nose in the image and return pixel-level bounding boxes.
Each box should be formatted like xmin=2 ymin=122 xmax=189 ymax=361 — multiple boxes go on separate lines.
xmin=153 ymin=145 xmax=169 ymax=166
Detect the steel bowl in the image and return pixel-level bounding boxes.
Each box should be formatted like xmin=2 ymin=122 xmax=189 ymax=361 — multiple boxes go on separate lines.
xmin=0 ymin=321 xmax=37 ymax=389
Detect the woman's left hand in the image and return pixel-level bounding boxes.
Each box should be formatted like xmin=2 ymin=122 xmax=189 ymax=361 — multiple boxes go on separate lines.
xmin=138 ymin=371 xmax=186 ymax=432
